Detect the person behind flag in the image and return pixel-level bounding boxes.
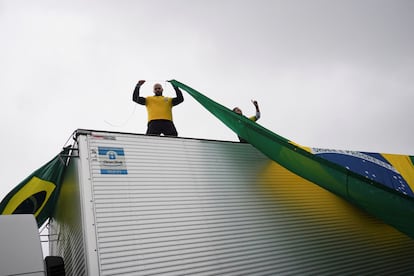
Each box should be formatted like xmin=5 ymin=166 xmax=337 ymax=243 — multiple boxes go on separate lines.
xmin=233 ymin=100 xmax=261 ymax=143
xmin=133 ymin=80 xmax=184 ymax=136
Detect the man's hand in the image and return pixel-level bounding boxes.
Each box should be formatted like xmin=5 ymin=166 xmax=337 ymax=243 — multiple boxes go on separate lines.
xmin=137 ymin=80 xmax=146 ymax=86
xmin=251 ymin=100 xmax=259 ymax=107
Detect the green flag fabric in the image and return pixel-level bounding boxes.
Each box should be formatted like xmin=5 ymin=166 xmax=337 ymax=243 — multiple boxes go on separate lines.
xmin=0 ymin=147 xmax=70 ymax=227
xmin=170 ymin=79 xmax=414 ymax=239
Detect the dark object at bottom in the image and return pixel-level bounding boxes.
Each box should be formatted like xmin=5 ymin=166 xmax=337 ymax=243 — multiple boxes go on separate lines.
xmin=45 ymin=256 xmax=65 ymax=276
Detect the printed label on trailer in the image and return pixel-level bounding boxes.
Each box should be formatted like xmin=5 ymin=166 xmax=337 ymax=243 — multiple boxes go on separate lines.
xmin=98 ymin=147 xmax=128 ymax=174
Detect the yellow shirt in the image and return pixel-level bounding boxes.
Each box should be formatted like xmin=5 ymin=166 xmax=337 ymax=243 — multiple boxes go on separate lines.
xmin=249 ymin=116 xmax=258 ymax=122
xmin=146 ymin=96 xmax=173 ymax=122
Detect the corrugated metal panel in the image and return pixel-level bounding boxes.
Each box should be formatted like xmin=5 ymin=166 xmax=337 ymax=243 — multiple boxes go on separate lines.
xmin=50 ymin=154 xmax=87 ymax=276
xmin=78 ymin=131 xmax=414 ymax=275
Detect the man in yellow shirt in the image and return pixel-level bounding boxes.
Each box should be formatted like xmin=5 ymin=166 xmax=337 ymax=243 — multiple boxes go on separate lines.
xmin=233 ymin=100 xmax=261 ymax=143
xmin=133 ymin=80 xmax=184 ymax=136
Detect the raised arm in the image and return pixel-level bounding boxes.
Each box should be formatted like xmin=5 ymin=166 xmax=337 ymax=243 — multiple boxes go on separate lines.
xmin=171 ymin=83 xmax=184 ymax=106
xmin=252 ymin=100 xmax=260 ymax=120
xmin=132 ymin=80 xmax=146 ymax=105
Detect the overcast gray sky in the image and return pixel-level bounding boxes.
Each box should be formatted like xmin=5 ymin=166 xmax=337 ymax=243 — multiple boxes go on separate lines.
xmin=1 ymin=0 xmax=413 ymax=202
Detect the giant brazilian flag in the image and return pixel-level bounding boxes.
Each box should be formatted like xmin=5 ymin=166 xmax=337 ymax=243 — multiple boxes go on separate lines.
xmin=0 ymin=147 xmax=70 ymax=227
xmin=169 ymin=80 xmax=414 ymax=239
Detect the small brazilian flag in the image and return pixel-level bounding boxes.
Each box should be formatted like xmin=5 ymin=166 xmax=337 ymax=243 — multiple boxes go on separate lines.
xmin=0 ymin=147 xmax=70 ymax=228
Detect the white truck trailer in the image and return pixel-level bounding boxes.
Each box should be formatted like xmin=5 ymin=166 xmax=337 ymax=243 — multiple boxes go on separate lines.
xmin=48 ymin=129 xmax=414 ymax=275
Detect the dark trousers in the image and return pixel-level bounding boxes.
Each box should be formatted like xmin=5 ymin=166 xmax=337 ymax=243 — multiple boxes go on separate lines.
xmin=147 ymin=120 xmax=178 ymax=136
